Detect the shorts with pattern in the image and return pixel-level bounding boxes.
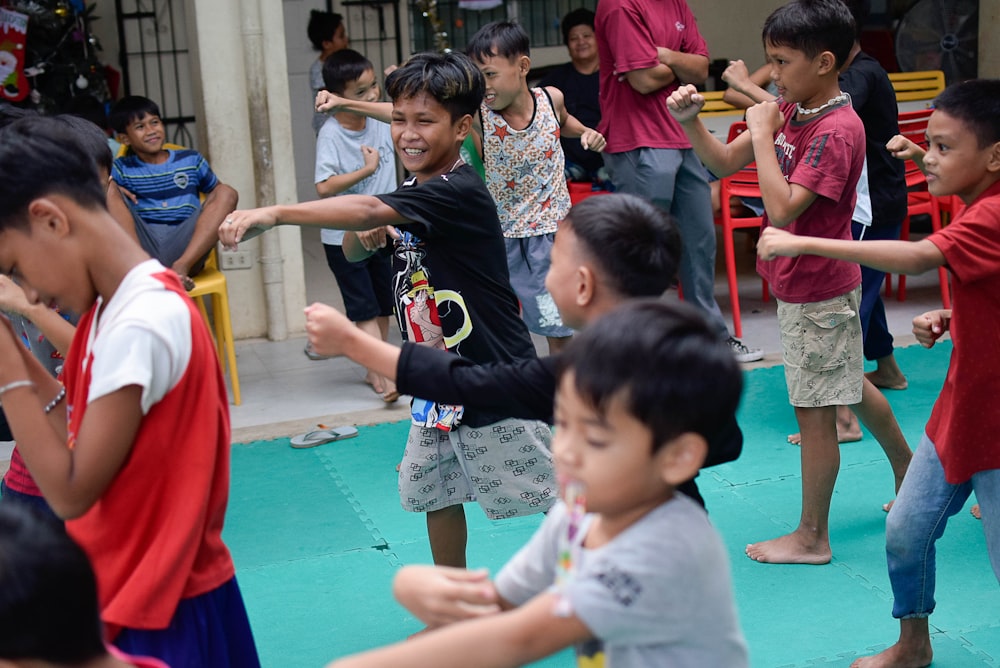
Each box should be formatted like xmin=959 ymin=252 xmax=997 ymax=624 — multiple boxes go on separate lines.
xmin=398 ymin=418 xmax=556 ymax=519
xmin=777 ymin=286 xmax=863 ymax=408
xmin=505 ymin=234 xmax=573 ymax=338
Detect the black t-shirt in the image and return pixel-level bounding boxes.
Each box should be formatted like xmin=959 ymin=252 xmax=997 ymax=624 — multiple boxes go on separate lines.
xmin=376 ymin=164 xmax=537 ymax=426
xmin=840 ymin=52 xmax=907 ymax=229
xmin=540 ymin=63 xmax=604 ymax=176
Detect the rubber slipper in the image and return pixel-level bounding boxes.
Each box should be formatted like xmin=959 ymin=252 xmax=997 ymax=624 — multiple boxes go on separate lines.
xmin=290 ymin=425 xmax=359 ymax=449
xmin=177 ymin=274 xmax=196 ymax=291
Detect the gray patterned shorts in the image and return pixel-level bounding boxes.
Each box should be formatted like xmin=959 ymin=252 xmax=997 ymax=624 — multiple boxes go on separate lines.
xmin=399 ymin=418 xmax=556 ymax=519
xmin=777 ymin=286 xmax=863 ymax=407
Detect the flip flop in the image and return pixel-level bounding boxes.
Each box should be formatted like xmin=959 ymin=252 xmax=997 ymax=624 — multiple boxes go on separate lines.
xmin=289 ymin=425 xmax=359 ymax=449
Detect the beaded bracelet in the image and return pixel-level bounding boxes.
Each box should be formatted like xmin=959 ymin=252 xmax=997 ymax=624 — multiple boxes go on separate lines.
xmin=43 ymin=385 xmax=66 ymax=414
xmin=0 ymin=379 xmax=35 ymax=404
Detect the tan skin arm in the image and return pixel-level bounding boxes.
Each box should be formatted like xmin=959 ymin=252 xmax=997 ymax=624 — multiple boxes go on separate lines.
xmin=722 ymin=61 xmax=775 ymax=108
xmin=757 ymin=229 xmax=947 ymax=275
xmin=220 ymin=195 xmax=404 ymax=250
xmin=0 ymin=276 xmax=74 ymax=355
xmin=0 ymin=317 xmax=142 ymax=520
xmin=306 ymin=302 xmax=400 ymax=379
xmin=666 ymin=84 xmax=756 ymax=176
xmin=543 ymin=86 xmax=606 ymax=152
xmin=326 ymin=590 xmax=593 ymax=668
xmin=744 ymin=101 xmax=817 ymax=227
xmin=316 ymin=146 xmax=381 ymax=198
xmin=315 ymin=91 xmax=393 ymax=124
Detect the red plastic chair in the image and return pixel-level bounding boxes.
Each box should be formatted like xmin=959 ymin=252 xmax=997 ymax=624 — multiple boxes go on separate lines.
xmin=715 ymin=121 xmax=769 ymax=339
xmin=567 ymin=180 xmax=611 ymax=206
xmin=884 ymin=109 xmax=951 ymax=308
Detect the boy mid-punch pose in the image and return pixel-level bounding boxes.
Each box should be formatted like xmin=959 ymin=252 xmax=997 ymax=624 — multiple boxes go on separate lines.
xmin=666 ymin=0 xmax=911 ymax=565
xmin=325 ymin=300 xmax=749 ymax=668
xmin=758 ymin=78 xmax=1000 ymax=668
xmin=222 ymin=51 xmax=556 ymax=569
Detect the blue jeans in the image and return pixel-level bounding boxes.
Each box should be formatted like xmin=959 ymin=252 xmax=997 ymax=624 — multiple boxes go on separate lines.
xmin=886 ymin=433 xmax=1000 ymax=618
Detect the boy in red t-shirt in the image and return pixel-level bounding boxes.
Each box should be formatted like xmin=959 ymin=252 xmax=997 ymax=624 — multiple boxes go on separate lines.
xmin=757 ymin=78 xmax=1000 ymax=668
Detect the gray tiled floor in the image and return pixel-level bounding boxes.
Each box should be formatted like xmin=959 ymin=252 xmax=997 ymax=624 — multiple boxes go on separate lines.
xmin=228 ymin=224 xmax=949 ymax=442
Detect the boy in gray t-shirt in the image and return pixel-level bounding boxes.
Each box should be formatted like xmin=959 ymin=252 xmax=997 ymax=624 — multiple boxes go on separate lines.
xmin=325 ymin=300 xmax=749 ymax=668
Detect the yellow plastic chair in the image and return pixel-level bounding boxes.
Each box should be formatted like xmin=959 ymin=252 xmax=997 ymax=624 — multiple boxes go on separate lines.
xmin=888 ymin=70 xmax=945 ymax=103
xmin=698 ymin=90 xmax=744 ymax=117
xmin=189 ymin=249 xmax=241 ymax=405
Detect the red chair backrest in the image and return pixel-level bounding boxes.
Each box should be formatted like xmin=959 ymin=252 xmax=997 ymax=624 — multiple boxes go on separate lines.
xmin=896 ymin=108 xmax=933 ymax=190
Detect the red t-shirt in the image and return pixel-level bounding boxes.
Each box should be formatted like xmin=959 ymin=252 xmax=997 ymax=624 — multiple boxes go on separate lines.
xmin=925 ymin=180 xmax=1000 ymax=483
xmin=756 ymin=101 xmax=863 ymax=303
xmin=64 ymin=266 xmax=234 ymax=632
xmin=595 ymin=0 xmax=708 ymax=152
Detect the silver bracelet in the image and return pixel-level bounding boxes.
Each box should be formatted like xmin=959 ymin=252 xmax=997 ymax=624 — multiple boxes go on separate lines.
xmin=43 ymin=385 xmax=66 ymax=414
xmin=0 ymin=379 xmax=34 ymax=404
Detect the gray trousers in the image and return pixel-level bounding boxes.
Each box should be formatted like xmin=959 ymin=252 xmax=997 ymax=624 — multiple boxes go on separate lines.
xmin=604 ymin=147 xmax=730 ymax=339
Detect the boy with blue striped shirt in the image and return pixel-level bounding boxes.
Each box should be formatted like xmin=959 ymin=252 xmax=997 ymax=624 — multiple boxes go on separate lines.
xmin=110 ymin=96 xmax=237 ymax=290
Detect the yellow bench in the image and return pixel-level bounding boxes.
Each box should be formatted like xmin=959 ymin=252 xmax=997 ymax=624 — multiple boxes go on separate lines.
xmin=888 ymin=70 xmax=945 ymax=103
xmin=698 ymin=90 xmax=744 ymax=117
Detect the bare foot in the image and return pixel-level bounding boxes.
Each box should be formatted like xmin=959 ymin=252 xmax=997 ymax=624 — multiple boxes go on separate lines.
xmin=971 ymin=503 xmax=981 ymax=520
xmin=865 ymin=368 xmax=908 ymax=391
xmin=365 ymin=373 xmax=386 ymax=396
xmin=883 ymin=500 xmax=894 ymax=513
xmin=787 ymin=426 xmax=862 ymax=445
xmin=850 ymin=642 xmax=932 ymax=667
xmin=745 ymin=530 xmax=832 ymax=565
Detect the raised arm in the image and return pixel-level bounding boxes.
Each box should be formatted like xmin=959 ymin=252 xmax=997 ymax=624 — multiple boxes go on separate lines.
xmin=0 ymin=277 xmax=74 ymax=355
xmin=757 ymin=227 xmax=946 ymax=275
xmin=315 ymin=90 xmax=393 ymax=124
xmin=722 ymin=60 xmax=775 ymax=108
xmin=220 ymin=195 xmax=404 ymax=250
xmin=886 ymin=134 xmax=927 ymax=173
xmin=666 ymin=84 xmax=755 ymax=176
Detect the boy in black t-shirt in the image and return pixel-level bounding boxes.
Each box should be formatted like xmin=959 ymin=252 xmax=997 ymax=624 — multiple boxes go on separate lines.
xmin=221 ymin=52 xmax=555 ymax=569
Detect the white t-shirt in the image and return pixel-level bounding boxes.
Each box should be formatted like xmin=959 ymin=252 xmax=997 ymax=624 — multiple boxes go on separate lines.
xmin=84 ymin=260 xmax=191 ymax=415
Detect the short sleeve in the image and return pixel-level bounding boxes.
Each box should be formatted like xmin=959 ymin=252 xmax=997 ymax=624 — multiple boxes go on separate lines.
xmin=88 ymin=292 xmax=191 ymax=414
xmin=195 ymin=153 xmax=219 ymax=193
xmin=602 ymin=4 xmax=660 ymax=74
xmin=494 ymin=502 xmax=565 ymax=606
xmin=931 ymin=202 xmax=1000 ymax=284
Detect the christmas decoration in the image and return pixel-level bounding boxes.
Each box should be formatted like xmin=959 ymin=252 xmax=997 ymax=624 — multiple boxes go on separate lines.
xmin=0 ymin=7 xmax=28 ymax=101
xmin=415 ymin=0 xmax=451 ymax=52
xmin=5 ymin=0 xmax=111 ymax=114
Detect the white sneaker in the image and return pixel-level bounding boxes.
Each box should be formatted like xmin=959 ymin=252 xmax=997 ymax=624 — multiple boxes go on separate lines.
xmin=727 ymin=337 xmax=763 ymax=363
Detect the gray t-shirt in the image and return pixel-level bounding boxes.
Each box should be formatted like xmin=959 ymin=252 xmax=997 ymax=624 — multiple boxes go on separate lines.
xmin=314 ymin=116 xmax=397 ymax=245
xmin=496 ymin=495 xmax=748 ymax=667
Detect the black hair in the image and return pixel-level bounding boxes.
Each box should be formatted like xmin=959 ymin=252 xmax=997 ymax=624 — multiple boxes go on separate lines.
xmin=557 ymin=300 xmax=743 ymax=455
xmin=561 ymin=193 xmax=681 ymax=298
xmin=57 ymin=114 xmax=114 ymax=176
xmin=0 ymin=116 xmax=107 ymax=232
xmin=466 ymin=21 xmax=530 ymax=63
xmin=0 ymin=504 xmax=106 ymax=663
xmin=561 ymin=8 xmax=595 ymax=46
xmin=762 ymin=0 xmax=856 ymax=68
xmin=933 ymin=79 xmax=1000 ymax=149
xmin=385 ymin=51 xmax=484 ymax=121
xmin=322 ymin=48 xmax=375 ymax=95
xmin=307 ymin=10 xmax=344 ymax=52
xmin=108 ymin=94 xmax=161 ymax=134
xmin=0 ymin=102 xmax=35 ymax=130
xmin=840 ymin=0 xmax=870 ymax=37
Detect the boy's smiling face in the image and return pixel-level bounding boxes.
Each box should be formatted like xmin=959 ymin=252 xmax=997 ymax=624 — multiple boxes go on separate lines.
xmin=923 ymin=110 xmax=1000 ymax=204
xmin=390 ymin=92 xmax=470 ymax=181
xmin=120 ymin=112 xmax=165 ymax=161
xmin=476 ymin=52 xmax=527 ymax=111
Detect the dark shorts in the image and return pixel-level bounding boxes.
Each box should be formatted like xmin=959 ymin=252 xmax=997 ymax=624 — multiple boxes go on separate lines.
xmin=323 ymin=244 xmax=394 ymax=322
xmin=114 ymin=576 xmax=260 ymax=668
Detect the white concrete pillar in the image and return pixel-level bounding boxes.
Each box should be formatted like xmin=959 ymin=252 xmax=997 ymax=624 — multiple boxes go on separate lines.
xmin=184 ymin=0 xmax=306 ymax=339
